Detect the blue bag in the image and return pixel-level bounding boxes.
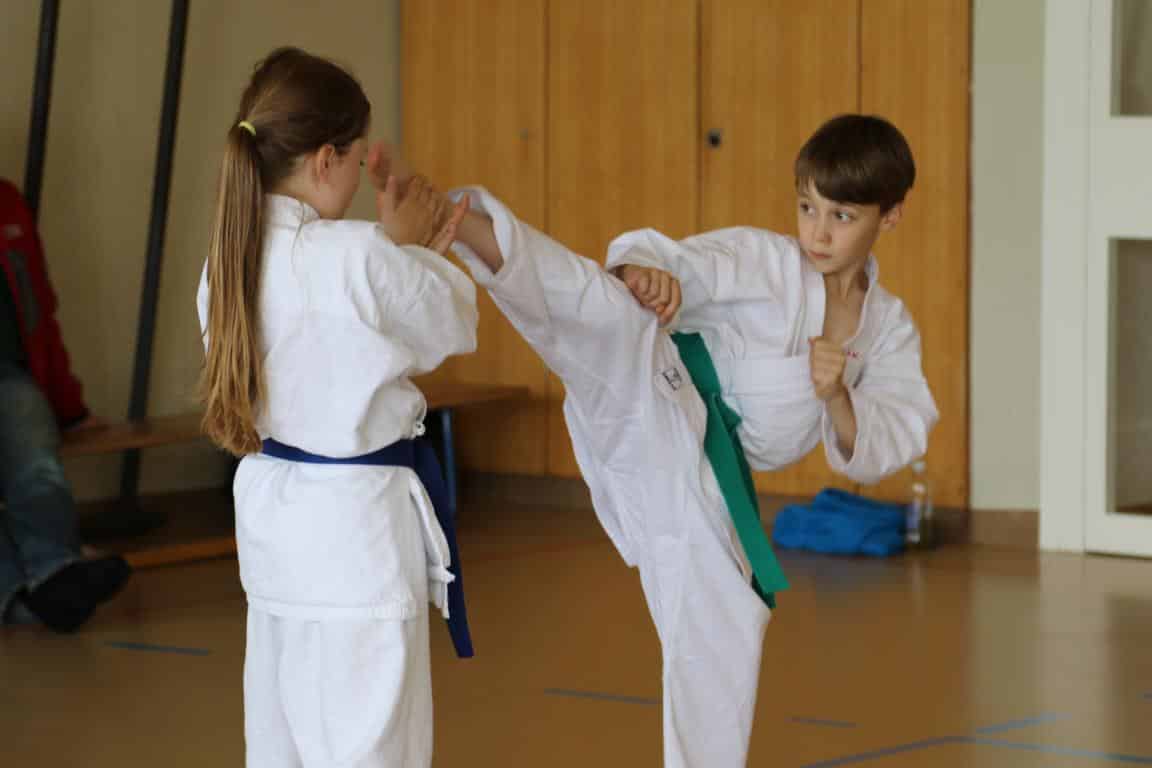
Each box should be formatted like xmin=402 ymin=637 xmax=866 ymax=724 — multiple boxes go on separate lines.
xmin=772 ymin=488 xmax=906 ymax=557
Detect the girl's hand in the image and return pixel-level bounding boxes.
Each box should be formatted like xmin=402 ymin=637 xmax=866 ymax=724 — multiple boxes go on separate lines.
xmin=365 ymin=141 xmax=414 ymax=196
xmin=615 ymin=264 xmax=682 ymax=326
xmin=377 ymin=174 xmax=450 ymax=246
xmin=366 ymin=142 xmax=466 ymax=255
xmin=428 ymin=197 xmax=470 ymax=256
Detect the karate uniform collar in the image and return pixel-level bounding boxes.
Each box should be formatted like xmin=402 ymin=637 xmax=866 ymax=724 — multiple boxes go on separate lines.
xmin=265 ymin=193 xmax=321 ymax=228
xmin=803 ymin=252 xmax=880 ymax=342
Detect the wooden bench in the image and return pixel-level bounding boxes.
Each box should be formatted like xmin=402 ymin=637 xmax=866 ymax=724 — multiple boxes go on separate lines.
xmin=60 ymin=412 xmax=204 ymax=458
xmin=64 ymin=380 xmax=529 ymax=567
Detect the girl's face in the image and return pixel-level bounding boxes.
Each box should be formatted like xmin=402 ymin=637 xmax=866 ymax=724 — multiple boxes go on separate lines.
xmin=310 ymin=138 xmax=366 ymax=219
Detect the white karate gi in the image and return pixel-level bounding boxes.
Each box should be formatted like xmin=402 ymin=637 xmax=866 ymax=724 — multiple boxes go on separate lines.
xmin=450 ymin=187 xmax=771 ymax=768
xmin=606 ymin=227 xmax=938 ymax=484
xmin=197 ymin=194 xmax=478 ymax=767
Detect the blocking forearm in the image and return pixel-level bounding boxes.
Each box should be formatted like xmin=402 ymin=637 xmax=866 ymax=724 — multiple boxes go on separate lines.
xmin=826 ymin=392 xmax=858 ymax=459
xmin=455 ymin=210 xmax=504 ymax=272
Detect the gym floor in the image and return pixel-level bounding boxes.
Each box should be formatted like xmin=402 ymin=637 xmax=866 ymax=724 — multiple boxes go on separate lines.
xmin=3 ymin=492 xmax=1151 ymax=767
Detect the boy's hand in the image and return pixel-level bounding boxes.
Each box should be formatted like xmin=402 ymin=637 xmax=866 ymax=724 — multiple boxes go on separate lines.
xmin=616 ymin=264 xmax=681 ymax=326
xmin=809 ymin=337 xmax=848 ymax=402
xmin=377 ymin=174 xmax=458 ymax=250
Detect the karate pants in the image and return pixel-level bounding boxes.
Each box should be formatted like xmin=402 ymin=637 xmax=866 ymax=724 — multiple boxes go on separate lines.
xmin=244 ymin=609 xmax=432 ymax=768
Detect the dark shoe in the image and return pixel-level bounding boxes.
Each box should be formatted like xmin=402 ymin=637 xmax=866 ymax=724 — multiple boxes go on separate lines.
xmin=24 ymin=556 xmax=132 ymax=633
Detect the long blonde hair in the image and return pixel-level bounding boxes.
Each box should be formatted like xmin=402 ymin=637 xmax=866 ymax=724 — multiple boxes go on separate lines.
xmin=200 ymin=48 xmax=370 ymax=456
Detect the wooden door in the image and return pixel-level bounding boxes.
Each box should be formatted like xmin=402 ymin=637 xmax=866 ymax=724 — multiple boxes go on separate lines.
xmin=861 ymin=0 xmax=970 ymax=507
xmin=701 ymin=0 xmax=862 ymax=497
xmin=546 ymin=0 xmax=701 ymax=475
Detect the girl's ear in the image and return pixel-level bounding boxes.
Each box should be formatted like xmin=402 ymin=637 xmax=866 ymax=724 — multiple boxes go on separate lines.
xmin=312 ymin=144 xmax=337 ymax=184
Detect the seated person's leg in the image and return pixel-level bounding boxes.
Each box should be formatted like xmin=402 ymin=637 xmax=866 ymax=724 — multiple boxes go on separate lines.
xmin=0 ymin=364 xmax=129 ymax=632
xmin=0 ymin=527 xmax=29 ymax=623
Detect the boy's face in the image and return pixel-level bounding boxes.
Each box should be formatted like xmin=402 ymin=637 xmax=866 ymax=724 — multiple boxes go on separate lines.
xmin=795 ymin=181 xmax=901 ymax=277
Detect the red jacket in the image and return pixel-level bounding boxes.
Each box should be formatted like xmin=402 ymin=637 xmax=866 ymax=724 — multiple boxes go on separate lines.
xmin=0 ymin=179 xmax=88 ymax=428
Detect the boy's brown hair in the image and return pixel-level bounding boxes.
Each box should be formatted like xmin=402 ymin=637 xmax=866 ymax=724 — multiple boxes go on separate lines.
xmin=795 ymin=114 xmax=915 ymax=212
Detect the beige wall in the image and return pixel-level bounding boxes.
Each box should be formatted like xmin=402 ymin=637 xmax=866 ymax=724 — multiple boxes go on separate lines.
xmin=970 ymin=0 xmax=1045 ymax=511
xmin=0 ymin=4 xmax=38 ymax=184
xmin=2 ymin=1 xmax=400 ymax=501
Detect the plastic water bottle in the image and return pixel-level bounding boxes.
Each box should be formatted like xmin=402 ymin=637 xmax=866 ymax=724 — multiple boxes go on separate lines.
xmin=906 ymin=460 xmax=935 ymax=548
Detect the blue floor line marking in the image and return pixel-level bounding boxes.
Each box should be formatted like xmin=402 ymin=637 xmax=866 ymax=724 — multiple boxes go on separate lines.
xmin=806 ymin=735 xmax=1152 ymax=767
xmin=967 ymin=737 xmax=1152 ymax=764
xmin=792 ymin=716 xmax=858 ymax=728
xmin=104 ymin=641 xmax=211 ymax=656
xmin=973 ymin=713 xmax=1071 ymax=734
xmin=543 ymin=688 xmax=659 ymax=706
xmin=802 ymin=737 xmax=965 ymax=767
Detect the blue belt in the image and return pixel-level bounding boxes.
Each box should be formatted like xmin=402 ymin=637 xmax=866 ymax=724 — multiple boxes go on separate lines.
xmin=261 ymin=437 xmax=474 ymax=658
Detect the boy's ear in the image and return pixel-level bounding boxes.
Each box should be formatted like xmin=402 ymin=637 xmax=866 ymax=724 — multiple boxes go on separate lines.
xmin=880 ymin=202 xmax=903 ymax=232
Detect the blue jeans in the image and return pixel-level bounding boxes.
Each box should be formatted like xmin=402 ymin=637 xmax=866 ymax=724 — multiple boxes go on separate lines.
xmin=0 ymin=362 xmax=81 ymax=623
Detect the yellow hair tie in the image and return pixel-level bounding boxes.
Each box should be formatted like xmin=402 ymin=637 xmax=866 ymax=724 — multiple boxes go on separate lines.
xmin=237 ymin=120 xmax=256 ymax=137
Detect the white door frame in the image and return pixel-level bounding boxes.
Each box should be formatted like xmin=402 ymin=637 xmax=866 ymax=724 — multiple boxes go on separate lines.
xmin=1041 ymin=0 xmax=1152 ymax=555
xmin=1039 ymin=0 xmax=1092 ymax=552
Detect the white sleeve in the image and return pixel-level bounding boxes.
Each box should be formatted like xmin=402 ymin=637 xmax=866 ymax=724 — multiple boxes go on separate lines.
xmin=822 ymin=304 xmax=939 ymax=485
xmin=446 ymin=186 xmax=659 ymax=408
xmin=605 ymin=227 xmax=795 ymax=323
xmin=375 ymin=241 xmax=479 ymax=376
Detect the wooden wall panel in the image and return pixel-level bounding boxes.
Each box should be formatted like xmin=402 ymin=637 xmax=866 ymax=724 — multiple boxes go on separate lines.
xmin=861 ymin=0 xmax=971 ymax=507
xmin=546 ymin=0 xmax=700 ymax=476
xmin=403 ymin=0 xmax=551 ymax=474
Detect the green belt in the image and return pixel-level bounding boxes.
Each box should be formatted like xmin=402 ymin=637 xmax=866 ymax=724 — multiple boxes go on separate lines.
xmin=671 ymin=332 xmax=789 ymax=609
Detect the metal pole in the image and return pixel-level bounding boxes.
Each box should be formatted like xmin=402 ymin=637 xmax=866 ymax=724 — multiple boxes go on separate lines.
xmin=23 ymin=0 xmax=60 ymax=219
xmin=119 ymin=0 xmax=189 ymax=504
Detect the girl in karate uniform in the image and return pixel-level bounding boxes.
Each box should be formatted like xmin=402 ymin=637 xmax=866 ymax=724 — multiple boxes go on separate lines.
xmin=197 ymin=47 xmax=475 ymax=767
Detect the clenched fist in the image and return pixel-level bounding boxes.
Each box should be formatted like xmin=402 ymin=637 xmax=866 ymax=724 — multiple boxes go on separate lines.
xmin=809 ymin=337 xmax=848 ymax=402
